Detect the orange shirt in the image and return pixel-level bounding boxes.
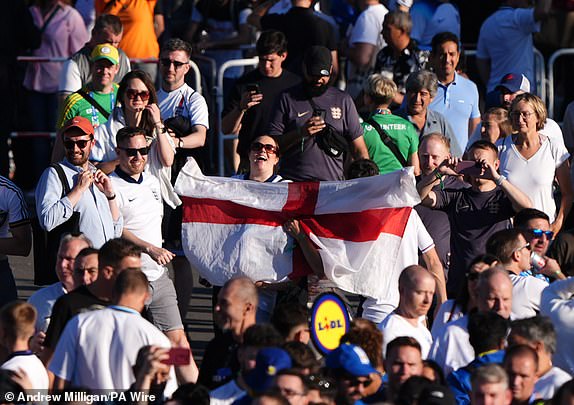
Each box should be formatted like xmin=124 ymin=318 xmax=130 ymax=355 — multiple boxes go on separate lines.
xmin=96 ymin=0 xmax=159 ymax=59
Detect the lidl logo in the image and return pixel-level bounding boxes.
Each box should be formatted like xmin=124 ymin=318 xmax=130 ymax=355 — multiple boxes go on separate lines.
xmin=310 ymin=293 xmax=350 ymax=355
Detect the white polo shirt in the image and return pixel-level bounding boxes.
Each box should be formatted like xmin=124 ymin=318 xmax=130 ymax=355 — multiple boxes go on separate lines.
xmin=158 ymin=83 xmax=209 ymax=129
xmin=379 ymin=312 xmax=432 ymax=358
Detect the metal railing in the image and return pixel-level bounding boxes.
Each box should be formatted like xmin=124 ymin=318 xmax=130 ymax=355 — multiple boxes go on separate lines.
xmin=547 ymin=48 xmax=574 ymax=120
xmin=216 ymin=57 xmax=259 ymax=176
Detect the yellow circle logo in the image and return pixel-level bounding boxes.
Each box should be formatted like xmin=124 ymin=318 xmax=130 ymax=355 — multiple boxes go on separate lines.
xmin=310 ymin=293 xmax=350 ymax=354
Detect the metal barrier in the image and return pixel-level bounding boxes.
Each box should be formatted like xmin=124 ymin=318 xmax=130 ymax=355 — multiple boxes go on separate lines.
xmin=216 ymin=57 xmax=259 ymax=176
xmin=17 ymin=56 xmax=204 ymax=95
xmin=547 ymin=48 xmax=574 ymax=120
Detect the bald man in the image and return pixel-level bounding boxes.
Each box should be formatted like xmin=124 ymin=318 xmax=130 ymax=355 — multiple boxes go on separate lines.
xmin=430 ymin=268 xmax=513 ymax=375
xmin=198 ymin=277 xmax=258 ymax=390
xmin=379 ymin=265 xmax=436 ymax=358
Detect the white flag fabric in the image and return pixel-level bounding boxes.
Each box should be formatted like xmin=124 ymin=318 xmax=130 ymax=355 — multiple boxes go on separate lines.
xmin=174 ymin=159 xmax=421 ymax=301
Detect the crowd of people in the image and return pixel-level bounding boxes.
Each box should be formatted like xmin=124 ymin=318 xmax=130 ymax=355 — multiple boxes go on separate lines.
xmin=3 ymin=0 xmax=574 ymax=404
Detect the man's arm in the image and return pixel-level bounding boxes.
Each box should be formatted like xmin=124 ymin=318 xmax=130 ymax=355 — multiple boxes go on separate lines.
xmin=246 ymin=0 xmax=276 ymax=30
xmin=490 ymin=173 xmax=532 ymax=212
xmin=221 ymin=90 xmax=263 ymax=135
xmin=284 ymin=219 xmax=324 ymax=277
xmin=422 ymin=247 xmax=447 ymax=306
xmin=176 ymin=125 xmax=207 ymax=149
xmin=417 ymin=172 xmax=441 ymax=208
xmin=122 ymin=229 xmax=175 ymax=266
xmin=347 ymin=43 xmax=377 ymax=70
xmin=351 ymin=136 xmax=369 ymax=160
xmin=551 ymin=161 xmax=573 ymax=234
xmin=468 ymin=117 xmax=481 ymax=140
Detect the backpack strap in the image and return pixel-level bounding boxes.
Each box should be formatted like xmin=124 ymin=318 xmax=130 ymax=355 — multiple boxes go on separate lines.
xmin=366 ymin=117 xmax=409 ymax=167
xmin=77 ymin=89 xmax=111 ymax=120
xmin=50 ymin=163 xmax=71 ymax=198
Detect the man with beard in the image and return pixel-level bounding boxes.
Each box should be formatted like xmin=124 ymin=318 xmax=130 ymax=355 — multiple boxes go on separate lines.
xmin=198 ymin=277 xmax=258 ymax=389
xmin=36 ymin=116 xmax=122 ymax=249
xmin=268 ymin=46 xmax=369 ymax=181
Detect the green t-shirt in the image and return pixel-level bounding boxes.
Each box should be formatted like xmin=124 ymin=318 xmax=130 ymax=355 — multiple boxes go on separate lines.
xmin=58 ymin=84 xmax=119 ymax=128
xmin=361 ymin=112 xmax=419 ymax=174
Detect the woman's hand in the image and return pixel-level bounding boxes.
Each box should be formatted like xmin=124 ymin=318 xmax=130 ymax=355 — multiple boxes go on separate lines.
xmin=146 ymin=103 xmax=162 ymax=126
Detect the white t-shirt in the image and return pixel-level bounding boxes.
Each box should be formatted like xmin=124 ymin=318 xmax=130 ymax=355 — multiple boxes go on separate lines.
xmin=210 ymin=379 xmax=246 ymax=405
xmin=2 ymin=353 xmax=49 ymax=390
xmin=158 ymin=84 xmax=209 ymax=130
xmin=49 ymin=306 xmax=176 ymax=395
xmin=429 ymin=314 xmax=474 ymax=376
xmin=430 ymin=299 xmax=464 ymax=337
xmin=27 ymin=282 xmax=66 ymax=332
xmin=497 ymin=135 xmax=569 ymax=222
xmin=379 ymin=312 xmax=432 ymax=358
xmin=535 ymin=366 xmax=571 ymax=400
xmin=508 ymin=273 xmax=548 ymax=320
xmin=362 ymin=210 xmax=435 ymax=323
xmin=110 ymin=171 xmax=165 ymax=281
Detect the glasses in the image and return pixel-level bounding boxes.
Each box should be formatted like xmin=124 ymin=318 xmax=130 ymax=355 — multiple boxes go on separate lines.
xmin=346 ymin=377 xmax=372 ymax=388
xmin=250 ymin=142 xmax=278 ymax=154
xmin=513 ymin=242 xmax=531 ymax=253
xmin=63 ymin=137 xmax=93 ymax=150
xmin=510 ymin=111 xmax=535 ymax=120
xmin=118 ymin=146 xmax=149 ymax=157
xmin=125 ymin=89 xmax=150 ymax=101
xmin=160 ymin=58 xmax=188 ymax=69
xmin=529 ymin=229 xmax=554 ymax=239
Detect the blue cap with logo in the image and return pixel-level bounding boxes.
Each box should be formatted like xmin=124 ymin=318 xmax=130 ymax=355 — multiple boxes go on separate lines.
xmin=244 ymin=347 xmax=292 ymax=394
xmin=325 ymin=343 xmax=376 ymax=377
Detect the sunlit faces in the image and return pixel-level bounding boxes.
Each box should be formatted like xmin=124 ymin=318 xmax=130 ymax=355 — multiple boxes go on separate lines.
xmin=511 ymin=100 xmax=538 ymax=134
xmin=249 ymin=135 xmax=280 ymax=175
xmin=418 ymin=137 xmax=450 ymax=176
xmin=214 ymin=283 xmax=250 ymax=338
xmin=386 ymin=346 xmax=423 ymax=388
xmin=523 ymin=218 xmax=552 ymax=256
xmin=258 ymin=52 xmax=286 ymax=78
xmin=478 ymin=272 xmax=512 ymax=319
xmin=400 ymin=273 xmax=435 ymax=318
xmin=406 ymin=88 xmax=432 ymax=116
xmin=63 ymin=128 xmax=94 ymax=166
xmin=506 ymin=355 xmax=537 ymax=403
xmin=432 ymin=40 xmax=460 ymax=79
xmin=74 ymin=253 xmax=99 ymax=286
xmin=92 ymin=58 xmax=119 ymax=88
xmin=382 ymin=21 xmax=403 ymax=50
xmin=94 ymin=27 xmax=122 ymax=48
xmin=56 ymin=239 xmax=90 ymax=291
xmin=123 ymin=78 xmax=150 ymax=113
xmin=471 ymin=382 xmax=512 ymax=405
xmin=159 ymin=50 xmax=190 ymax=87
xmin=481 ymin=114 xmax=501 ymax=144
xmin=117 ymin=134 xmax=148 ymax=176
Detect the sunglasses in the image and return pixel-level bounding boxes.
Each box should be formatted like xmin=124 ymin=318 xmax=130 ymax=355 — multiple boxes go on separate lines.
xmin=160 ymin=58 xmax=188 ymax=69
xmin=63 ymin=137 xmax=93 ymax=150
xmin=529 ymin=229 xmax=554 ymax=239
xmin=250 ymin=142 xmax=278 ymax=154
xmin=347 ymin=378 xmax=372 ymax=388
xmin=125 ymin=89 xmax=150 ymax=101
xmin=512 ymin=242 xmax=531 ymax=254
xmin=118 ymin=146 xmax=149 ymax=157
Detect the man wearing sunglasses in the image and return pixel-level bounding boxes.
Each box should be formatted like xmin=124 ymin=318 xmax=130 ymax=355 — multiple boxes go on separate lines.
xmin=36 ymin=116 xmax=122 ymax=250
xmin=109 ymin=127 xmax=191 ymax=358
xmin=514 ymin=208 xmax=566 ymax=282
xmin=485 ymin=229 xmax=548 ymax=320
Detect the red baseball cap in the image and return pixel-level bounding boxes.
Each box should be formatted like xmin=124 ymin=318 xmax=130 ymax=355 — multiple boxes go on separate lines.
xmin=61 ymin=116 xmax=94 ymax=136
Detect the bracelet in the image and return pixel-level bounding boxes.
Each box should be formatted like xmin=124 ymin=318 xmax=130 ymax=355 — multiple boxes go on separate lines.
xmin=554 ymin=270 xmax=562 ymax=276
xmin=433 ymin=169 xmax=444 ymax=190
xmin=154 ymin=121 xmax=162 ymax=126
xmin=495 ymin=175 xmax=506 ymax=186
xmin=106 ymin=194 xmax=116 ymax=201
xmin=178 ymin=138 xmax=184 ymax=149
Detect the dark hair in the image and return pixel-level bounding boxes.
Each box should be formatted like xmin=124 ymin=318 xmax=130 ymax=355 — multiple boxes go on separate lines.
xmin=387 ymin=336 xmax=422 ymax=357
xmin=242 ymin=324 xmax=284 ymax=348
xmin=254 ymin=391 xmax=290 ymax=405
xmin=396 ymin=376 xmax=433 ymax=405
xmin=116 ymin=126 xmax=147 ymax=147
xmin=256 ymin=30 xmax=288 ymax=56
xmin=340 ymin=319 xmax=383 ymax=368
xmin=112 ymin=269 xmax=149 ymax=300
xmin=468 ymin=311 xmax=509 ymax=354
xmin=98 ymin=238 xmax=142 ymax=270
xmin=307 ymin=374 xmax=337 ymax=400
xmin=485 ymin=229 xmax=526 ymax=264
xmin=170 ymin=383 xmax=211 ymax=405
xmin=271 ymin=302 xmax=308 ymax=339
xmin=552 ymin=379 xmax=574 ymax=405
xmin=161 ymin=38 xmax=192 ymax=58
xmin=504 ymin=344 xmax=539 ymax=372
xmin=422 ymin=360 xmax=446 ymax=386
xmin=276 ymin=369 xmax=310 ymax=393
xmin=467 ymin=139 xmax=499 ymax=158
xmin=510 ymin=316 xmax=557 ymax=355
xmin=346 ymin=158 xmax=379 ymax=179
xmin=94 ymin=14 xmax=123 ymax=35
xmin=514 ymin=208 xmax=550 ymax=229
xmin=117 ymin=70 xmax=158 ymax=135
xmin=283 ymin=341 xmax=320 ymax=373
xmin=431 ymin=31 xmax=460 ymax=54
xmin=75 ymin=247 xmax=99 ymax=262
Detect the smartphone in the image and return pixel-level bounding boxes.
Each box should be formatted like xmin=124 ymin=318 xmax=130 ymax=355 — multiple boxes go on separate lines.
xmin=246 ymin=83 xmax=261 ymax=94
xmin=455 ymin=160 xmax=481 ymax=175
xmin=161 ymin=348 xmax=191 ymax=365
xmin=313 ymin=109 xmax=326 ymax=120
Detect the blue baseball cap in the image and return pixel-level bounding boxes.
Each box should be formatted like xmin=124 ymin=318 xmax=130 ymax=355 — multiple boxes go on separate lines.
xmin=496 ymin=73 xmax=530 ymax=93
xmin=243 ymin=347 xmax=292 ymax=394
xmin=325 ymin=343 xmax=376 ymax=377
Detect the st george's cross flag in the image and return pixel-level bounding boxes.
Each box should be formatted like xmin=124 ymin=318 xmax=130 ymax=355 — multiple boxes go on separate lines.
xmin=174 ymin=159 xmax=421 ymax=301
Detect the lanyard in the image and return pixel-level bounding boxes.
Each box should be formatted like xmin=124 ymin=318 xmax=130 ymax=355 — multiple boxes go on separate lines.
xmin=90 ymin=91 xmax=115 ymax=127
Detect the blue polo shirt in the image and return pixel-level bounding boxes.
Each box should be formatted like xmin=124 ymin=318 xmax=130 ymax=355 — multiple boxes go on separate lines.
xmin=429 ymin=72 xmax=480 ymax=156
